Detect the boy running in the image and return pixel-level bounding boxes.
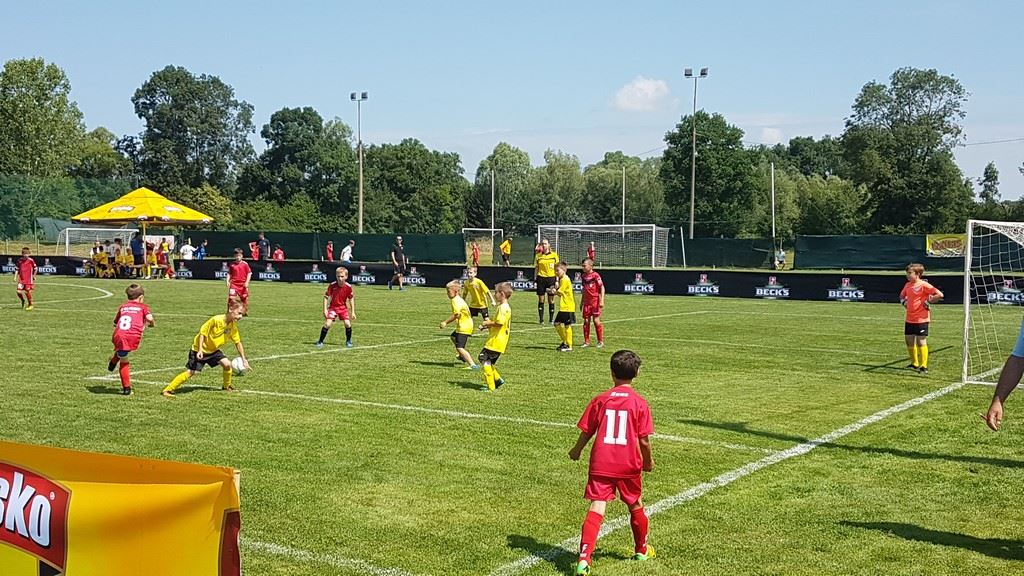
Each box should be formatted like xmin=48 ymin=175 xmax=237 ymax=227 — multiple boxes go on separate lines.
xmin=900 ymin=263 xmax=943 ymax=374
xmin=163 ymin=297 xmax=250 ymax=398
xmin=15 ymin=247 xmax=36 ymax=310
xmin=227 ymin=248 xmax=252 ymax=315
xmin=107 ymin=284 xmax=155 ymax=396
xmin=553 ymin=261 xmax=576 ymax=352
xmin=569 ymin=350 xmax=655 ymax=575
xmin=462 ymin=266 xmax=497 ymax=323
xmin=478 ymin=282 xmax=513 ymax=391
xmin=441 ymin=280 xmax=478 ymax=369
xmin=580 ymin=258 xmax=606 ymax=348
xmin=317 ymin=266 xmax=356 ymax=348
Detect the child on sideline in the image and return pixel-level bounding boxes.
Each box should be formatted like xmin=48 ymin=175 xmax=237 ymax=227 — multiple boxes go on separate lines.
xmin=107 ymin=284 xmax=155 ymax=395
xmin=440 ymin=280 xmax=478 ymax=369
xmin=316 ymin=266 xmax=356 ymax=348
xmin=163 ymin=297 xmax=250 ymax=398
xmin=15 ymin=246 xmax=36 ymax=310
xmin=227 ymin=248 xmax=252 ymax=315
xmin=900 ymin=263 xmax=943 ymax=374
xmin=568 ymin=350 xmax=655 ymax=575
xmin=478 ymin=282 xmax=513 ymax=391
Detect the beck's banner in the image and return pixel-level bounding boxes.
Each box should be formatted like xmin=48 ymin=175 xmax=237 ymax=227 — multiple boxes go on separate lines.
xmin=926 ymin=233 xmax=967 ymax=257
xmin=0 ymin=440 xmax=240 ymax=576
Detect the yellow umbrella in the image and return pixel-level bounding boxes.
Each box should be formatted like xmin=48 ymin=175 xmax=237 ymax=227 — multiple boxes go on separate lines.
xmin=72 ymin=187 xmax=214 ymax=226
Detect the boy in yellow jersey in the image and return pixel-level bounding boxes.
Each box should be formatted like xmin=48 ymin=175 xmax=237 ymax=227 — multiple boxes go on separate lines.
xmin=534 ymin=238 xmax=560 ymax=324
xmin=462 ymin=266 xmax=497 ymax=325
xmin=162 ymin=297 xmax=251 ymax=398
xmin=553 ymin=261 xmax=577 ymax=352
xmin=499 ymin=236 xmax=512 ymax=267
xmin=441 ymin=280 xmax=479 ymax=369
xmin=478 ymin=282 xmax=513 ymax=391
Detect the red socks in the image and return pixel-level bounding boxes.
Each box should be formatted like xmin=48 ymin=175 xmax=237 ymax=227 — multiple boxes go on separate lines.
xmin=25 ymin=291 xmax=32 ymax=305
xmin=630 ymin=507 xmax=649 ymax=554
xmin=579 ymin=510 xmax=603 ymax=562
xmin=583 ymin=323 xmax=591 ymax=343
xmin=119 ymin=361 xmax=131 ymax=389
xmin=596 ymin=324 xmax=604 ymax=343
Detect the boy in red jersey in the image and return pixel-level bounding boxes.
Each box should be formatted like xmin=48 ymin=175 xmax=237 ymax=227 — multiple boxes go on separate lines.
xmin=569 ymin=350 xmax=655 ymax=574
xmin=227 ymin=248 xmax=252 ymax=315
xmin=471 ymin=241 xmax=480 ymax=267
xmin=107 ymin=284 xmax=156 ymax=396
xmin=580 ymin=258 xmax=605 ymax=348
xmin=900 ymin=263 xmax=943 ymax=374
xmin=587 ymin=241 xmax=596 ymax=262
xmin=15 ymin=247 xmax=37 ymax=310
xmin=316 ymin=266 xmax=356 ymax=348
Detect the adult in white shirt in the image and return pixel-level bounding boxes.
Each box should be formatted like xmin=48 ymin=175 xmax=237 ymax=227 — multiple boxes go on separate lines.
xmin=340 ymin=239 xmax=355 ymax=263
xmin=179 ymin=238 xmax=196 ymax=260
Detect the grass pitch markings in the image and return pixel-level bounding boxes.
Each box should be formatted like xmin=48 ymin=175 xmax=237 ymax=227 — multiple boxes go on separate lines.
xmin=242 ymin=538 xmax=418 ymax=576
xmin=0 ymin=282 xmax=113 ymax=308
xmin=486 ymin=379 xmax=969 ymax=576
xmin=615 ymin=334 xmax=894 ymax=357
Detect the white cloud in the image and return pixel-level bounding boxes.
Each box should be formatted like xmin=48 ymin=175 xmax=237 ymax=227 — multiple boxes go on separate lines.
xmin=613 ymin=77 xmax=670 ymax=112
xmin=759 ymin=127 xmax=785 ymax=145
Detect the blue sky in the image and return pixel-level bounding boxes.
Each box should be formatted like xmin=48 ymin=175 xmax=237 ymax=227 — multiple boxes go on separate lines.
xmin=3 ymin=1 xmax=1023 ymax=197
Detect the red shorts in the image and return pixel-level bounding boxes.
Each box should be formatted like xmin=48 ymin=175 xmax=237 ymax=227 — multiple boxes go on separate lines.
xmin=326 ymin=307 xmax=350 ymax=321
xmin=112 ymin=333 xmax=142 ymax=353
xmin=228 ymin=285 xmax=249 ymax=304
xmin=582 ymin=302 xmax=601 ymax=319
xmin=16 ymin=282 xmax=33 ymax=291
xmin=584 ymin=474 xmax=642 ymax=505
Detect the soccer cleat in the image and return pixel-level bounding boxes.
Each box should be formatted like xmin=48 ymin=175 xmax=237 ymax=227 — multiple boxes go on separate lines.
xmin=122 ymin=387 xmax=133 ymax=396
xmin=918 ymin=367 xmax=929 ymax=374
xmin=387 ymin=281 xmax=393 ymax=290
xmin=108 ymin=357 xmax=118 ymax=372
xmin=345 ymin=341 xmax=354 ymax=348
xmin=25 ymin=305 xmax=34 ymax=311
xmin=494 ymin=378 xmax=505 ymax=389
xmin=560 ymin=346 xmax=573 ymax=353
xmin=161 ymin=391 xmax=176 ymax=399
xmin=634 ymin=544 xmax=656 ymax=561
xmin=223 ymin=385 xmax=239 ymax=392
xmin=581 ymin=342 xmax=590 ymax=348
xmin=465 ymin=364 xmax=481 ymax=370
xmin=575 ymin=560 xmax=591 ymax=575
xmin=399 ymin=287 xmax=405 ymax=291
xmin=906 ymin=364 xmax=919 ymax=370
xmin=315 ymin=341 xmax=324 ymax=348
xmin=596 ymin=342 xmax=604 ymax=349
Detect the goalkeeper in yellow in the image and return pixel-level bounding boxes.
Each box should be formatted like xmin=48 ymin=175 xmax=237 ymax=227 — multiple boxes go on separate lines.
xmin=478 ymin=282 xmax=513 ymax=391
xmin=163 ymin=297 xmax=251 ymax=398
xmin=552 ymin=261 xmax=577 ymax=352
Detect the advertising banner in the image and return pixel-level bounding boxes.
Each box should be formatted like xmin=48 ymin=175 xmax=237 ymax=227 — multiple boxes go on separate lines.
xmin=925 ymin=234 xmax=967 ymax=257
xmin=0 ymin=440 xmax=240 ymax=576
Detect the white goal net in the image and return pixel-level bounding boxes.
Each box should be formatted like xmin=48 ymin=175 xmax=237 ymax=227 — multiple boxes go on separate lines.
xmin=536 ymin=224 xmax=669 ymax=268
xmin=962 ymin=219 xmax=1024 ymax=384
xmin=461 ymin=228 xmax=504 ymax=266
xmin=56 ymin=227 xmax=139 ymax=258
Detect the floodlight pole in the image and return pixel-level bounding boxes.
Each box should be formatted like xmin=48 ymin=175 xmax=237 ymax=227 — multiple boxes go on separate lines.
xmin=685 ymin=67 xmax=708 ymax=240
xmin=351 ymin=91 xmax=368 ymax=234
xmin=490 ymin=169 xmax=495 ymax=232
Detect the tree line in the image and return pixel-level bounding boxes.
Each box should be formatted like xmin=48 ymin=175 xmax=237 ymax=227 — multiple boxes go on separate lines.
xmin=1 ymin=58 xmax=1020 ymax=240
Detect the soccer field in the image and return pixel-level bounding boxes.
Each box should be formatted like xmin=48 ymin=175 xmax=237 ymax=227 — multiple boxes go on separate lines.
xmin=3 ymin=278 xmax=1024 ymax=575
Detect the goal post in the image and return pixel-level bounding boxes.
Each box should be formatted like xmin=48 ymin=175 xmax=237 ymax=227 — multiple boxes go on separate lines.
xmin=962 ymin=219 xmax=1024 ymax=385
xmin=56 ymin=227 xmax=139 ymax=258
xmin=461 ymin=228 xmax=504 ymax=265
xmin=535 ymin=224 xmax=669 ymax=268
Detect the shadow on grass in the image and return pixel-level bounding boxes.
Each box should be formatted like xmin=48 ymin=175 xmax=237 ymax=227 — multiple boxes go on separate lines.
xmin=841 ymin=521 xmax=1024 ymax=560
xmin=849 ymin=345 xmax=954 ymax=373
xmin=449 ymin=379 xmax=486 ymax=391
xmin=678 ymin=419 xmax=1024 ymax=469
xmin=85 ymin=385 xmax=124 ymax=395
xmin=409 ymin=360 xmax=460 ymax=368
xmin=506 ymin=534 xmax=632 ymax=575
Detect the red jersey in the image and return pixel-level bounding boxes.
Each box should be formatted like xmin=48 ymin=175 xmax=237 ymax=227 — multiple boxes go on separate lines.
xmin=577 ymin=385 xmax=653 ymax=478
xmin=228 ymin=260 xmax=251 ymax=287
xmin=272 ymin=249 xmax=285 ymax=261
xmin=326 ymin=245 xmax=334 ymax=260
xmin=112 ymin=301 xmax=151 ymax=350
xmin=581 ymin=271 xmax=604 ymax=305
xmin=587 ymin=246 xmax=596 ymax=260
xmin=326 ymin=281 xmax=354 ymax=310
xmin=16 ymin=256 xmax=36 ymax=284
xmin=248 ymin=242 xmax=260 ymax=260
xmin=900 ymin=280 xmax=940 ymax=324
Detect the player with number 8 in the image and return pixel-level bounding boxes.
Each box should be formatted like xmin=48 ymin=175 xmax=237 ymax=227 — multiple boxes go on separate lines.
xmin=107 ymin=283 xmax=155 ymax=396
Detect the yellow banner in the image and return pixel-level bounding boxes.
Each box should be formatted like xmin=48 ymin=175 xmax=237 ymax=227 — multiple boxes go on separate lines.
xmin=926 ymin=233 xmax=967 ymax=257
xmin=0 ymin=440 xmax=240 ymax=576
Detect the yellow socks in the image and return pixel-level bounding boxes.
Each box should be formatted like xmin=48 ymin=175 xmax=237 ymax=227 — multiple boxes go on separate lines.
xmin=483 ymin=364 xmax=496 ymax=391
xmin=164 ymin=371 xmax=190 ymax=394
xmin=222 ymin=368 xmax=233 ymax=389
xmin=564 ymin=326 xmax=573 ymax=348
xmin=907 ymin=345 xmax=919 ymax=367
xmin=555 ymin=324 xmax=566 ymax=344
xmin=918 ymin=345 xmax=929 ymax=368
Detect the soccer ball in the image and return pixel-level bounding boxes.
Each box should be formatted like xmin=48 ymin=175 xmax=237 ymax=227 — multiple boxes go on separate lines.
xmin=231 ymin=357 xmax=248 ymax=376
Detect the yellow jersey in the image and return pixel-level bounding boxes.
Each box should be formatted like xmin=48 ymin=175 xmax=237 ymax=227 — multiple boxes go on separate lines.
xmin=192 ymin=314 xmax=240 ymax=355
xmin=463 ymin=277 xmax=491 ymax=309
xmin=450 ymin=295 xmax=474 ymax=335
xmin=556 ymin=275 xmax=576 ymax=312
xmin=499 ymin=239 xmax=511 ymax=255
xmin=484 ymin=302 xmax=512 ymax=353
xmin=535 ymin=250 xmax=559 ymax=278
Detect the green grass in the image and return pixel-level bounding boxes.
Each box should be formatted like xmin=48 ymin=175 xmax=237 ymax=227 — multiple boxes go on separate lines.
xmin=3 ymin=278 xmax=1024 ymax=575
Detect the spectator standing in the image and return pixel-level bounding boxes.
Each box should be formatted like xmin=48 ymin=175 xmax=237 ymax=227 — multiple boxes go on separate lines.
xmin=500 ymin=236 xmax=512 ymax=267
xmin=272 ymin=245 xmax=285 ymax=261
xmin=130 ymin=232 xmax=145 ymax=277
xmin=325 ymin=240 xmax=334 ymax=262
xmin=179 ymin=238 xmax=196 ymax=260
xmin=341 ymin=240 xmax=355 ymax=263
xmin=196 ymin=239 xmax=208 ymax=260
xmin=389 ymin=236 xmax=408 ymax=291
xmin=257 ymin=232 xmax=271 ymax=263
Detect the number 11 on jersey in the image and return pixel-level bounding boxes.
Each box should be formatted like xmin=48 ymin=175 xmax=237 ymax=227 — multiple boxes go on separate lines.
xmin=603 ymin=409 xmax=628 ymax=445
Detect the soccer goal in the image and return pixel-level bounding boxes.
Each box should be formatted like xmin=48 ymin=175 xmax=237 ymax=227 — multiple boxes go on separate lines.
xmin=56 ymin=227 xmax=139 ymax=257
xmin=962 ymin=219 xmax=1024 ymax=384
xmin=536 ymin=224 xmax=670 ymax=268
xmin=461 ymin=228 xmax=504 ymax=265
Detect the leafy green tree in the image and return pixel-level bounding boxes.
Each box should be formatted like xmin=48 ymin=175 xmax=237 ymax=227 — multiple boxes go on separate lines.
xmin=661 ymin=111 xmax=757 ymax=237
xmin=842 ymin=67 xmax=973 ymax=233
xmin=792 ymin=174 xmax=869 ymax=235
xmin=583 ymin=152 xmax=666 ymax=226
xmin=978 ymin=161 xmax=1000 ymax=203
xmin=745 ymin=161 xmax=801 ymax=240
xmin=785 ymin=135 xmax=845 ymax=178
xmin=529 ymin=150 xmax=586 ymax=225
xmin=132 ymin=65 xmax=254 ymax=192
xmin=0 ymin=58 xmax=84 ymax=177
xmin=70 ymin=127 xmax=133 ymax=179
xmin=470 ymin=142 xmax=533 ymax=234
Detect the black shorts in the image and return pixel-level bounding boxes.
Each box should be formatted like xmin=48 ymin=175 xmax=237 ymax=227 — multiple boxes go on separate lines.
xmin=393 ymin=265 xmax=407 ymax=276
xmin=536 ymin=276 xmax=556 ymax=296
xmin=478 ymin=348 xmax=502 ymax=365
xmin=904 ymin=322 xmax=929 ymax=336
xmin=450 ymin=331 xmax=470 ymax=349
xmin=469 ymin=307 xmax=489 ymax=319
xmin=554 ymin=311 xmax=576 ymax=326
xmin=186 ymin=349 xmax=226 ymax=372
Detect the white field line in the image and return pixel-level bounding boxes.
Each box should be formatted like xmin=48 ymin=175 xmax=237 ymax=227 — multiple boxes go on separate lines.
xmin=242 ymin=538 xmax=417 ymax=576
xmin=486 ymin=380 xmax=969 ymax=576
xmin=613 ymin=335 xmax=893 ymax=357
xmin=0 ymin=282 xmax=113 ymax=307
xmin=89 ymin=378 xmax=772 ymax=455
xmin=26 ymin=307 xmax=432 ymax=329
